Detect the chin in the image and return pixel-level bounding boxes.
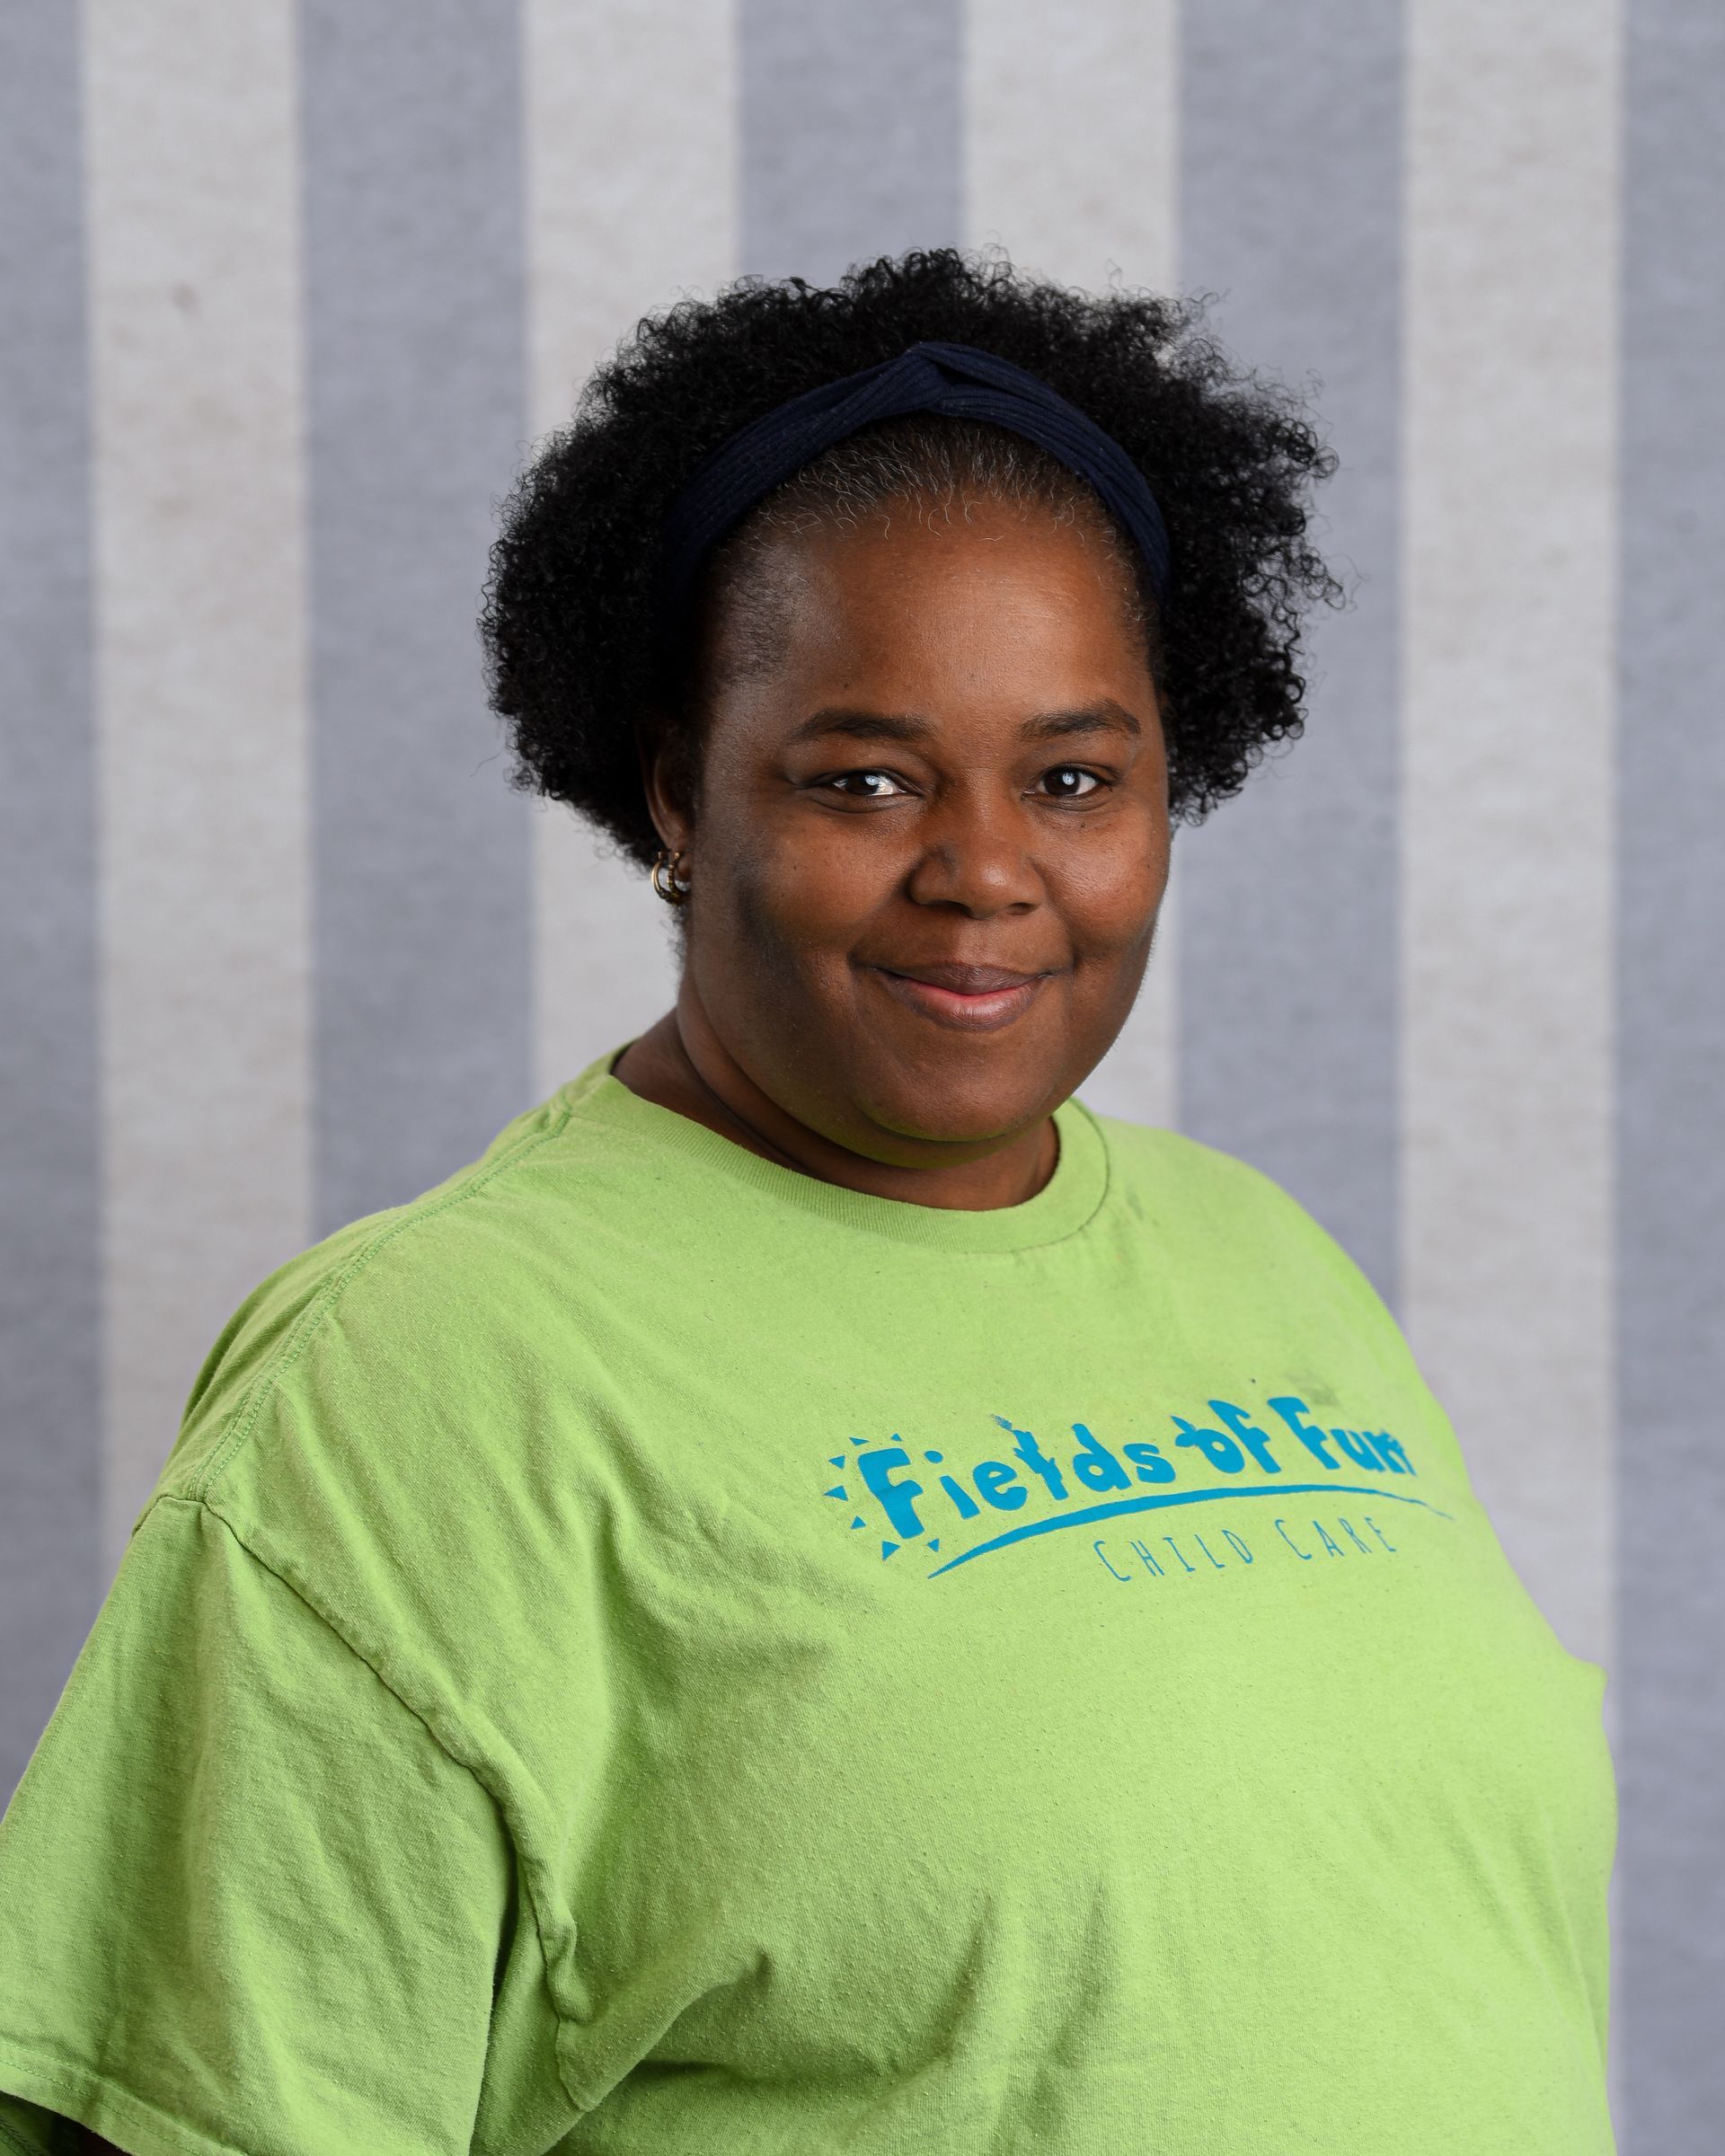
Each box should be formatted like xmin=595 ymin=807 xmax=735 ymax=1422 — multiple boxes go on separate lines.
xmin=848 ymin=1058 xmax=1063 ymax=1153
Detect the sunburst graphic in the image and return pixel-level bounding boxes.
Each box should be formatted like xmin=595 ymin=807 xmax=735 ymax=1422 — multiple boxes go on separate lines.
xmin=821 ymin=1446 xmax=939 ymax=1560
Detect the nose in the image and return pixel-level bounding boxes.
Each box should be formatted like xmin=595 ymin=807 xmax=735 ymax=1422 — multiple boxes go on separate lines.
xmin=902 ymin=788 xmax=1046 ymax=917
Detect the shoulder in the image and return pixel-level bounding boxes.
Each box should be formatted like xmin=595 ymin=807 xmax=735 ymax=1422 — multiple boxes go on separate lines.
xmin=155 ymin=1084 xmax=592 ymax=1515
xmin=131 ymin=1082 xmax=626 ymax=1765
xmin=1084 ymin=1103 xmax=1306 ymax=1227
xmin=1084 ymin=1104 xmax=1396 ymax=1326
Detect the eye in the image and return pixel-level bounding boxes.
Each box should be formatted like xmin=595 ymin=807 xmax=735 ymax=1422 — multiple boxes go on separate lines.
xmin=1038 ymin=764 xmax=1107 ymax=800
xmin=826 ymin=770 xmax=909 ymax=800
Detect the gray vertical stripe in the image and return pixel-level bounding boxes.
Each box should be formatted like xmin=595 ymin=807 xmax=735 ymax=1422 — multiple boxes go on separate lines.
xmin=1617 ymin=3 xmax=1725 ymax=2146
xmin=0 ymin=8 xmax=101 ymax=1797
xmin=740 ymin=0 xmax=962 ymax=282
xmin=1176 ymin=0 xmax=1402 ymax=1303
xmin=301 ymin=0 xmax=533 ymax=1235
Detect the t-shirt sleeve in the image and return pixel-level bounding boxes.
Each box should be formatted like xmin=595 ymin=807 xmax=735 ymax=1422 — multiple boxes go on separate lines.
xmin=0 ymin=1495 xmax=556 ymax=2156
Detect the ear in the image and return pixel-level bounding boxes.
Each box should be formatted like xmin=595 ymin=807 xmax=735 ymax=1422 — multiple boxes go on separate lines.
xmin=634 ymin=711 xmax=696 ymax=854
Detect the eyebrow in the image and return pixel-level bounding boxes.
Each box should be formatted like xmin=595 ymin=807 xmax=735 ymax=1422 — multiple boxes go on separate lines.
xmin=785 ymin=700 xmax=1143 ymax=748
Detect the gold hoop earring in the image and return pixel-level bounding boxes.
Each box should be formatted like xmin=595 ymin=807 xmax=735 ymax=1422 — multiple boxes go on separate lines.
xmin=651 ymin=847 xmax=692 ymax=906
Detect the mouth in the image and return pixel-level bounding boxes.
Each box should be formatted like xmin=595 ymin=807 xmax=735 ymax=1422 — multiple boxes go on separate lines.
xmin=862 ymin=959 xmax=1057 ymax=1034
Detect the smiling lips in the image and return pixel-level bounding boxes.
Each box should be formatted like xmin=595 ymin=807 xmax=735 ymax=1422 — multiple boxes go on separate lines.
xmin=866 ymin=959 xmax=1055 ymax=1033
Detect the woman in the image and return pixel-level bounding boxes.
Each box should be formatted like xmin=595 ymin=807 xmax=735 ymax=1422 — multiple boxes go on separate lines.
xmin=0 ymin=251 xmax=1615 ymax=2153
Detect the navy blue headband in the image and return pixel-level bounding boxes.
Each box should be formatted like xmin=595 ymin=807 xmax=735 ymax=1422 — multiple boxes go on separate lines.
xmin=657 ymin=338 xmax=1172 ymax=630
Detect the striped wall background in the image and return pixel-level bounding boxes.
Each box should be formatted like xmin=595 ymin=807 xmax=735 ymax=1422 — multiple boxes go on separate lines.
xmin=1 ymin=1 xmax=1719 ymax=2142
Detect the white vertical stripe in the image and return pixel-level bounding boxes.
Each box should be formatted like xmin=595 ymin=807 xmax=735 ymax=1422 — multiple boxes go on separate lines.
xmin=1402 ymin=0 xmax=1620 ymax=1674
xmin=85 ymin=1 xmax=311 ymax=1566
xmin=963 ymin=0 xmax=1181 ymax=1130
xmin=524 ymin=0 xmax=739 ymax=1098
xmin=962 ymin=0 xmax=1179 ymax=300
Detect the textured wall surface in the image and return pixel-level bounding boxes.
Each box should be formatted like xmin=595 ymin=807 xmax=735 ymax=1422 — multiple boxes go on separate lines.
xmin=1 ymin=2 xmax=1720 ymax=2144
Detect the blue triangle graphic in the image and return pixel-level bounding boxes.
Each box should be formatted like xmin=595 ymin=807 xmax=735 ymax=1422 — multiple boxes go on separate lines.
xmin=823 ymin=1484 xmax=846 ymax=1500
xmin=829 ymin=1455 xmax=845 ymax=1467
xmin=881 ymin=1540 xmax=899 ymax=1560
xmin=850 ymin=1515 xmax=866 ymax=1529
xmin=929 ymin=1538 xmax=940 ymax=1551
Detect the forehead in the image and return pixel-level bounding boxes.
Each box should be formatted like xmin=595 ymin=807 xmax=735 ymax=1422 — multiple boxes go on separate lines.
xmin=706 ymin=493 xmax=1153 ymax=705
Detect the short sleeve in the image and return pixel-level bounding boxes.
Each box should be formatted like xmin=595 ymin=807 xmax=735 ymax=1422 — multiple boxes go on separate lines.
xmin=0 ymin=1496 xmax=558 ymax=2156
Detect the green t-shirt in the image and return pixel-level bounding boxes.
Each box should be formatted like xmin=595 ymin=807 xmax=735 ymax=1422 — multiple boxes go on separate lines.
xmin=0 ymin=1050 xmax=1616 ymax=2155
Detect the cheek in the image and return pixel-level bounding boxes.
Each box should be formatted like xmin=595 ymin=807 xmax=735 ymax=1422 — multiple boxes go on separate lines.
xmin=710 ymin=837 xmax=875 ymax=1000
xmin=722 ymin=815 xmax=904 ymax=949
xmin=1054 ymin=818 xmax=1171 ymax=954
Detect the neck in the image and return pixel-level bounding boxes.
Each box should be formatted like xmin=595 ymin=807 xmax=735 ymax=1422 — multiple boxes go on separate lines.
xmin=610 ymin=991 xmax=1059 ymax=1213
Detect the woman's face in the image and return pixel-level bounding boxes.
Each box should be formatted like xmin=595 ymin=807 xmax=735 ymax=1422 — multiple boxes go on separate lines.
xmin=648 ymin=495 xmax=1171 ymax=1166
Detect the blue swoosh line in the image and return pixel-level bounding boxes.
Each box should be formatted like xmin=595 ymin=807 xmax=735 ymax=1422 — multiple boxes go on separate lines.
xmin=924 ymin=1481 xmax=1455 ymax=1577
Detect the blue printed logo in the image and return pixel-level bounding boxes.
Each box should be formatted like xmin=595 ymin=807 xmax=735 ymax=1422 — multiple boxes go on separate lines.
xmin=820 ymin=1392 xmax=1455 ymax=1579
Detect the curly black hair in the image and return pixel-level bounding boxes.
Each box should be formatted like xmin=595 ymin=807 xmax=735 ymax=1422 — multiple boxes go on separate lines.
xmin=481 ymin=247 xmax=1340 ymax=870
